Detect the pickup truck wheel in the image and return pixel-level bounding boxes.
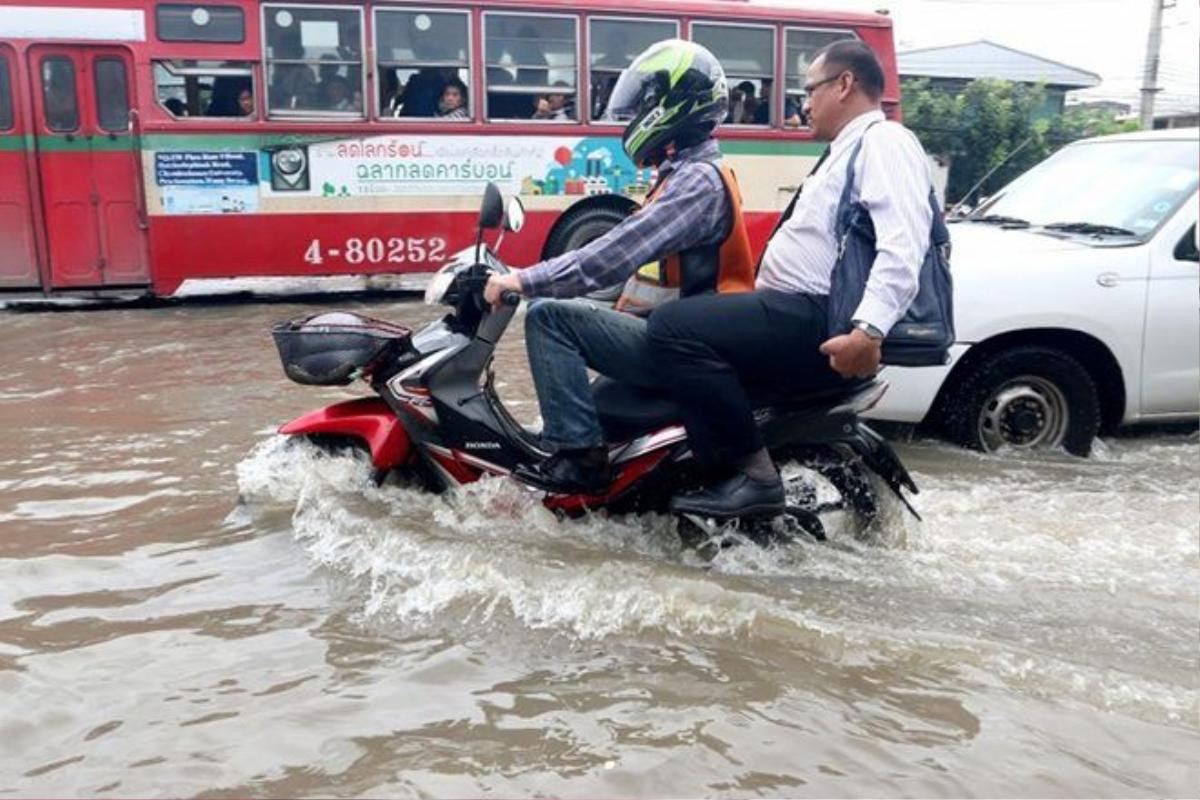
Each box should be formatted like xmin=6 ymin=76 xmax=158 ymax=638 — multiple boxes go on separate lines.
xmin=943 ymin=346 xmax=1101 ymax=457
xmin=543 ymin=206 xmax=630 ymax=302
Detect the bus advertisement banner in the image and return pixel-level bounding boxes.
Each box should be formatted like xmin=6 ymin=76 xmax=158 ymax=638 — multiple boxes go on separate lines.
xmin=156 ymin=151 xmax=260 ymax=215
xmin=266 ymin=135 xmax=655 ymax=201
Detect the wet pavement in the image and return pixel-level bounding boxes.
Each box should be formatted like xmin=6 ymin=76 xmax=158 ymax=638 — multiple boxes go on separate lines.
xmin=1 ymin=299 xmax=1197 ymax=797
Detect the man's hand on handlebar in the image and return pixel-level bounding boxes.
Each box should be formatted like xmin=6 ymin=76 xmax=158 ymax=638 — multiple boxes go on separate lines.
xmin=484 ymin=273 xmax=524 ymax=310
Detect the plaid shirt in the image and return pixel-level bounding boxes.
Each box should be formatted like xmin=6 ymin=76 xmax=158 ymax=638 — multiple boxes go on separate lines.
xmin=518 ymin=139 xmax=731 ymax=298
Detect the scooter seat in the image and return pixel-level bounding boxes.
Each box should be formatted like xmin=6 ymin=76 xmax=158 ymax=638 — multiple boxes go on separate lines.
xmin=592 ymin=377 xmax=682 ymax=442
xmin=757 ymin=378 xmax=874 ymax=414
xmin=592 ymin=376 xmax=877 ymax=443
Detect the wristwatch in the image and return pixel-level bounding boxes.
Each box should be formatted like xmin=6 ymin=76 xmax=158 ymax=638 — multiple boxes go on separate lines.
xmin=852 ymin=319 xmax=885 ymax=340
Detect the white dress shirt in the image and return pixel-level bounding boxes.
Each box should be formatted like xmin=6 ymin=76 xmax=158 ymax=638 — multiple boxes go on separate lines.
xmin=757 ymin=109 xmax=934 ymax=335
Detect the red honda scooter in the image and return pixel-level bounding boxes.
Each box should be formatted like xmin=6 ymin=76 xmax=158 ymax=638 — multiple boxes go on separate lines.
xmin=271 ymin=184 xmax=919 ymax=545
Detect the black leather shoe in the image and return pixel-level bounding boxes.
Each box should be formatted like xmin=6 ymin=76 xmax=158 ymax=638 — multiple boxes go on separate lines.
xmin=669 ymin=472 xmax=785 ymax=518
xmin=513 ymin=446 xmax=611 ymax=495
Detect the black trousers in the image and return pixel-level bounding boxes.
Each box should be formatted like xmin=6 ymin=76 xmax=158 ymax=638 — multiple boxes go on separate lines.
xmin=646 ymin=289 xmax=845 ymax=468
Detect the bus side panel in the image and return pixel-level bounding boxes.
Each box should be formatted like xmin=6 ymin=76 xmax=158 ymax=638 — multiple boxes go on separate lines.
xmin=145 ymin=209 xmax=556 ymax=294
xmin=743 ymin=211 xmax=779 ymax=264
xmin=0 ymin=47 xmax=40 ymax=289
xmin=40 ymin=150 xmax=103 ymax=286
xmin=0 ymin=148 xmax=41 ymax=289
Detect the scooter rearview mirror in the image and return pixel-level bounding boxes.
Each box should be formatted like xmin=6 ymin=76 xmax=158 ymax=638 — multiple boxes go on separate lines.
xmin=478 ymin=182 xmax=504 ymax=230
xmin=505 ymin=197 xmax=525 ymax=233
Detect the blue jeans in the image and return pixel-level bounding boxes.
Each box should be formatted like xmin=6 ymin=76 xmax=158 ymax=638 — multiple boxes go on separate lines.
xmin=524 ymin=299 xmax=659 ymax=448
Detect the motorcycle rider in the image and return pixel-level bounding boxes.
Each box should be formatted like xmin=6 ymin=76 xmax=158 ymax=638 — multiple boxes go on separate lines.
xmin=484 ymin=39 xmax=756 ymax=494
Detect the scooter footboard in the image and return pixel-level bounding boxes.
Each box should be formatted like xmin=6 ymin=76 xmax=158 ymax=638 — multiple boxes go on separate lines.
xmin=279 ymin=397 xmax=410 ymax=470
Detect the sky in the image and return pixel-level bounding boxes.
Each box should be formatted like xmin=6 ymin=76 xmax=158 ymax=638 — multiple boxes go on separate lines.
xmin=779 ymin=0 xmax=1200 ymax=116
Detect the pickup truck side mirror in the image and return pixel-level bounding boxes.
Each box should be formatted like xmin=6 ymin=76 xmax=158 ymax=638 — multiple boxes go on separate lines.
xmin=1174 ymin=223 xmax=1199 ymax=263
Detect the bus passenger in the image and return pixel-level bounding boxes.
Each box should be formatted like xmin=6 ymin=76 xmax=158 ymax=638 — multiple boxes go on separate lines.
xmin=321 ymin=75 xmax=353 ymax=111
xmin=272 ymin=64 xmax=317 ymax=110
xmin=207 ymin=76 xmax=251 ymax=117
xmin=381 ymin=70 xmax=403 ymax=117
xmin=483 ymin=40 xmax=755 ymax=494
xmin=784 ymin=97 xmax=804 ymax=127
xmin=398 ymin=67 xmax=448 ymax=117
xmin=237 ymin=87 xmax=254 ymax=116
xmin=486 ymin=67 xmax=522 ymax=119
xmin=532 ymin=82 xmax=573 ymax=120
xmin=438 ymin=80 xmax=469 ymax=119
xmin=728 ymin=81 xmax=755 ymax=124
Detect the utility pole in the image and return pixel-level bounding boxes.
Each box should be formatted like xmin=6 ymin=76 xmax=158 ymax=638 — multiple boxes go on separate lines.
xmin=1139 ymin=0 xmax=1166 ymax=129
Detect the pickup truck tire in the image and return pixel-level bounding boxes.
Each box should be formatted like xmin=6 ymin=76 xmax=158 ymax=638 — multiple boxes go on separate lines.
xmin=942 ymin=346 xmax=1101 ymax=457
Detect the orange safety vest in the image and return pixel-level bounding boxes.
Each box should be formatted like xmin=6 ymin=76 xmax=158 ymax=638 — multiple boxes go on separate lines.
xmin=614 ymin=161 xmax=756 ymax=316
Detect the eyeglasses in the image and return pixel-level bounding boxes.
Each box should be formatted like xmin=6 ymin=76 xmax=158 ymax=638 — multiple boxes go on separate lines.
xmin=802 ymin=73 xmax=843 ymax=95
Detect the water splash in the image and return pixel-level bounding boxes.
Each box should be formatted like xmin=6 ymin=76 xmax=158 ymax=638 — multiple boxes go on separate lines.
xmin=235 ymin=432 xmax=1199 ymax=727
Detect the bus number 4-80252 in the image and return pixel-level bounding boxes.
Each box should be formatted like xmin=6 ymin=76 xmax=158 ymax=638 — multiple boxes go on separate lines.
xmin=303 ymin=237 xmax=449 ymax=267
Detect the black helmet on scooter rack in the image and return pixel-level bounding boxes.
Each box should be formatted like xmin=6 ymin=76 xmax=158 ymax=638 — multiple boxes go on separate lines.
xmin=605 ymin=39 xmax=729 ymax=166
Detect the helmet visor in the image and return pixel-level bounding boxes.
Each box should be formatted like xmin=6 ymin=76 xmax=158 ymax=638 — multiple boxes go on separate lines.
xmin=604 ymin=68 xmax=668 ymax=122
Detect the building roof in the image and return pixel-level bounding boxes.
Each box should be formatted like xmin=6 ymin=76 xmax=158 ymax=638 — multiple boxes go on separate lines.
xmin=897 ymin=40 xmax=1101 ymax=89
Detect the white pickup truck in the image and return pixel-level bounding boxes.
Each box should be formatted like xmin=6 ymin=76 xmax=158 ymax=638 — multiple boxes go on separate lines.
xmin=868 ymin=128 xmax=1199 ymax=456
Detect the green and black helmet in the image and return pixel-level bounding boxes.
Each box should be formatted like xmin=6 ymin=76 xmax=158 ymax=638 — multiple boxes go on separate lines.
xmin=605 ymin=39 xmax=729 ymax=166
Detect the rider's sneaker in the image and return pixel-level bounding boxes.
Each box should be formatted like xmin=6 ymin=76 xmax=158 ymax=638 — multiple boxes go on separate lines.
xmin=513 ymin=446 xmax=611 ymax=495
xmin=669 ymin=472 xmax=785 ymax=519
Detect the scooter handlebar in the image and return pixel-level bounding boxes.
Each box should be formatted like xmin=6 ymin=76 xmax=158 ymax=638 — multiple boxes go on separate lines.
xmin=500 ymin=290 xmax=522 ymax=307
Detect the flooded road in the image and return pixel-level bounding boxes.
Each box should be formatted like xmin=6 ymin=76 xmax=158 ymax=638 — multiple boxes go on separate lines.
xmin=1 ymin=300 xmax=1197 ymax=797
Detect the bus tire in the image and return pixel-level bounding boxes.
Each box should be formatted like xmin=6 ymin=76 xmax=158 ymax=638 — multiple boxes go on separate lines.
xmin=543 ymin=205 xmax=632 ymax=302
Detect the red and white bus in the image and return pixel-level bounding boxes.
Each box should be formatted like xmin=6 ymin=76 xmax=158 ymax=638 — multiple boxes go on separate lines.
xmin=0 ymin=0 xmax=900 ymax=298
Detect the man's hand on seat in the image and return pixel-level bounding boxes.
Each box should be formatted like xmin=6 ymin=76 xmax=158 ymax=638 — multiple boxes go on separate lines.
xmin=819 ymin=329 xmax=881 ymax=378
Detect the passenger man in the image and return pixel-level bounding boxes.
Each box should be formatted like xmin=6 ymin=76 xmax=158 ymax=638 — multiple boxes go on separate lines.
xmin=647 ymin=39 xmax=936 ymax=517
xmin=483 ymin=40 xmax=756 ymax=494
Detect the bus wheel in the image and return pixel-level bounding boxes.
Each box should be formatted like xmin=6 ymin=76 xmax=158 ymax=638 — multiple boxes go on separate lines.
xmin=543 ymin=205 xmax=631 ymax=302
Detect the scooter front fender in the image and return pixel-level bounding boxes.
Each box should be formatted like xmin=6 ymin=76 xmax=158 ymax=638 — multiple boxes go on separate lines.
xmin=279 ymin=397 xmax=410 ymax=470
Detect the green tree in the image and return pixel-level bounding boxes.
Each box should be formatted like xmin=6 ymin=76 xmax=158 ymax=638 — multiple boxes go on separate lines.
xmin=1045 ymin=105 xmax=1140 ymax=147
xmin=902 ymin=78 xmax=1137 ymax=206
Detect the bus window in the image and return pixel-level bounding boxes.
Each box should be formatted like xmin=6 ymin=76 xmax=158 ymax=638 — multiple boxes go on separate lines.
xmin=263 ymin=4 xmax=363 ymax=117
xmin=154 ymin=61 xmax=254 ymax=118
xmin=485 ymin=13 xmax=577 ymax=121
xmin=691 ymin=23 xmax=774 ymax=126
xmin=374 ymin=9 xmax=470 ymax=120
xmin=94 ymin=58 xmax=130 ymax=132
xmin=41 ymin=58 xmax=79 ymax=132
xmin=588 ymin=17 xmax=677 ymax=121
xmin=784 ymin=28 xmax=855 ymax=128
xmin=156 ymin=4 xmax=245 ymax=43
xmin=0 ymin=58 xmax=12 ymax=131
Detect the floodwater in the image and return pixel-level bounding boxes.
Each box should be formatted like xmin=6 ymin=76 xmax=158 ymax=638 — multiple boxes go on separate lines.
xmin=1 ymin=300 xmax=1196 ymax=798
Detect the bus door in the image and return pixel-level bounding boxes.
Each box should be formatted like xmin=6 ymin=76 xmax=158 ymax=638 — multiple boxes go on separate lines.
xmin=28 ymin=45 xmax=148 ymax=288
xmin=0 ymin=45 xmax=41 ymax=288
